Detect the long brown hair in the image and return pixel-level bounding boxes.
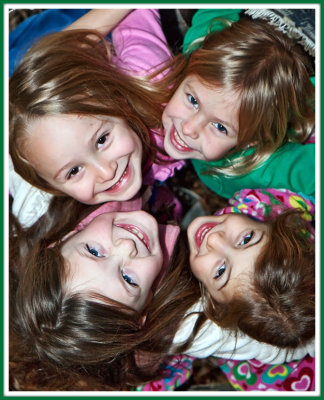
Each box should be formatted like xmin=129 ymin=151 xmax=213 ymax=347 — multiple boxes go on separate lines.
xmin=9 ymin=199 xmax=200 ymax=390
xmin=154 ymin=17 xmax=315 ymax=175
xmin=9 ymin=29 xmax=165 ymax=195
xmin=202 ymin=210 xmax=315 ymax=349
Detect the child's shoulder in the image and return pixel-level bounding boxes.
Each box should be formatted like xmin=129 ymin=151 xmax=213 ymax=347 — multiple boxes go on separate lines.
xmin=191 ymin=141 xmax=315 ymax=199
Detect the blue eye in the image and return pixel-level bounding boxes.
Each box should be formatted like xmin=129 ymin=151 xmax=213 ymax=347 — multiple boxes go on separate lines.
xmin=213 ymin=122 xmax=228 ymax=135
xmin=239 ymin=231 xmax=254 ymax=246
xmin=97 ymin=133 xmax=109 ymax=149
xmin=215 ymin=263 xmax=226 ymax=279
xmin=67 ymin=166 xmax=81 ymax=179
xmin=187 ymin=94 xmax=199 ymax=109
xmin=122 ymin=271 xmax=138 ymax=287
xmin=86 ymin=244 xmax=103 ymax=258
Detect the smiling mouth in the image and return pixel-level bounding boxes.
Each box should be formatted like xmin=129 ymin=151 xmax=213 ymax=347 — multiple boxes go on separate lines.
xmin=195 ymin=222 xmax=218 ymax=250
xmin=115 ymin=223 xmax=151 ymax=252
xmin=170 ymin=125 xmax=194 ymax=153
xmin=105 ymin=162 xmax=131 ymax=194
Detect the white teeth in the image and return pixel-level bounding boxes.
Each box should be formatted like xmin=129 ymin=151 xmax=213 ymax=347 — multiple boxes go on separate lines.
xmin=117 ymin=167 xmax=127 ymax=183
xmin=130 ymin=227 xmax=144 ymax=241
xmin=115 ymin=223 xmax=150 ymax=251
xmin=201 ymin=227 xmax=211 ymax=243
xmin=175 ymin=128 xmax=190 ymax=148
xmin=110 ymin=166 xmax=127 ymax=189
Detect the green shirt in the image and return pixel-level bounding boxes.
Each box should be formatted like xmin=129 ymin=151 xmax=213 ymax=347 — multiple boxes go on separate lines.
xmin=183 ymin=9 xmax=315 ymax=200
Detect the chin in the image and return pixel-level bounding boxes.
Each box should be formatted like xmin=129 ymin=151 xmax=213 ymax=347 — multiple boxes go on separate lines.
xmin=119 ymin=181 xmax=142 ymax=202
xmin=164 ymin=142 xmax=184 ymax=160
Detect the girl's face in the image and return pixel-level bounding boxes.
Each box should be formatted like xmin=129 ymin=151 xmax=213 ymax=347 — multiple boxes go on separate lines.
xmin=162 ymin=75 xmax=240 ymax=161
xmin=61 ymin=211 xmax=163 ymax=311
xmin=25 ymin=114 xmax=143 ymax=204
xmin=187 ymin=214 xmax=269 ymax=303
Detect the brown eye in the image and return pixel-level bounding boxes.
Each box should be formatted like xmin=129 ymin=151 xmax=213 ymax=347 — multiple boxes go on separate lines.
xmin=96 ymin=133 xmax=109 ymax=148
xmin=67 ymin=166 xmax=81 ymax=179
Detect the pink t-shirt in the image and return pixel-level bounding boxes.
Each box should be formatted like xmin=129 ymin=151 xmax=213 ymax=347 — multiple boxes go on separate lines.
xmin=111 ymin=9 xmax=185 ymax=184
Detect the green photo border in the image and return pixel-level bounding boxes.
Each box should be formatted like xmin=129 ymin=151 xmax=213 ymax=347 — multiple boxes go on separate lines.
xmin=2 ymin=1 xmax=321 ymax=399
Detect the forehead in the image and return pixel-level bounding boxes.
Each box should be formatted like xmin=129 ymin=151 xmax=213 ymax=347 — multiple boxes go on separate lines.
xmin=24 ymin=114 xmax=103 ymax=174
xmin=183 ymin=75 xmax=240 ymax=98
xmin=27 ymin=114 xmax=102 ymax=137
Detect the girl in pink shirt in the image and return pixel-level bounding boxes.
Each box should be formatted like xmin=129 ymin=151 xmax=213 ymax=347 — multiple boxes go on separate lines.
xmin=9 ymin=9 xmax=184 ymax=227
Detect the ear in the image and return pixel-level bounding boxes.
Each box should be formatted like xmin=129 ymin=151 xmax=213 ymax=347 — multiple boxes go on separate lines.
xmin=48 ymin=230 xmax=77 ymax=248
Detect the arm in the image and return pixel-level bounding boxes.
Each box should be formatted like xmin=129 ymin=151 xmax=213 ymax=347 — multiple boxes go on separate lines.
xmin=172 ymin=303 xmax=315 ymax=364
xmin=191 ymin=142 xmax=315 ymax=200
xmin=64 ymin=9 xmax=132 ymax=37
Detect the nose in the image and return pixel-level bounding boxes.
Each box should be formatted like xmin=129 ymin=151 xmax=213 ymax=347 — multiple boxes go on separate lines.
xmin=206 ymin=230 xmax=227 ymax=254
xmin=181 ymin=116 xmax=201 ymax=139
xmin=115 ymin=238 xmax=138 ymax=259
xmin=93 ymin=158 xmax=117 ymax=183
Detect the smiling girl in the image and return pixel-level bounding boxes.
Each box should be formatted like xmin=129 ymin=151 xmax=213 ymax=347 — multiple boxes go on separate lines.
xmin=187 ymin=188 xmax=315 ymax=348
xmin=9 ymin=197 xmax=191 ymax=389
xmin=61 ymin=209 xmax=164 ymax=311
xmin=9 ymin=9 xmax=184 ymax=226
xmin=10 ymin=194 xmax=315 ymax=390
xmin=155 ymin=9 xmax=315 ymax=200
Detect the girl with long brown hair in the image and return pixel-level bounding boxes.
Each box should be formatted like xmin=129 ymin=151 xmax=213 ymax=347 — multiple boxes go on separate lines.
xmin=9 ymin=190 xmax=315 ymax=391
xmin=185 ymin=188 xmax=315 ymax=390
xmin=9 ymin=9 xmax=183 ymax=227
xmin=156 ymin=9 xmax=315 ymax=200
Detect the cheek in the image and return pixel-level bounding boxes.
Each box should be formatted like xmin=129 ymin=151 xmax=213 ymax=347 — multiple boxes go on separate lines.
xmin=189 ymin=256 xmax=202 ymax=279
xmin=164 ymin=93 xmax=181 ymax=116
xmin=119 ymin=133 xmax=142 ymax=155
xmin=203 ymin=139 xmax=234 ymax=161
xmin=66 ymin=182 xmax=95 ymax=204
xmin=149 ymin=257 xmax=163 ymax=280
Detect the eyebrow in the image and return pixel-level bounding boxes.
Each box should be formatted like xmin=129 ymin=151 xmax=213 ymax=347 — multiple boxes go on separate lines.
xmin=186 ymin=82 xmax=238 ymax=134
xmin=53 ymin=120 xmax=105 ymax=180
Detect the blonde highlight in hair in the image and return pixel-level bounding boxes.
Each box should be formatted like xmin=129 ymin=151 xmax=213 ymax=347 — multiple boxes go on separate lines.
xmin=10 ymin=202 xmax=201 ymax=389
xmin=154 ymin=17 xmax=314 ymax=175
xmin=9 ymin=29 xmax=164 ymax=194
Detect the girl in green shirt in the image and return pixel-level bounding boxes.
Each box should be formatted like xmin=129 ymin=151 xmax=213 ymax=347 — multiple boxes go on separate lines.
xmin=155 ymin=9 xmax=315 ymax=200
